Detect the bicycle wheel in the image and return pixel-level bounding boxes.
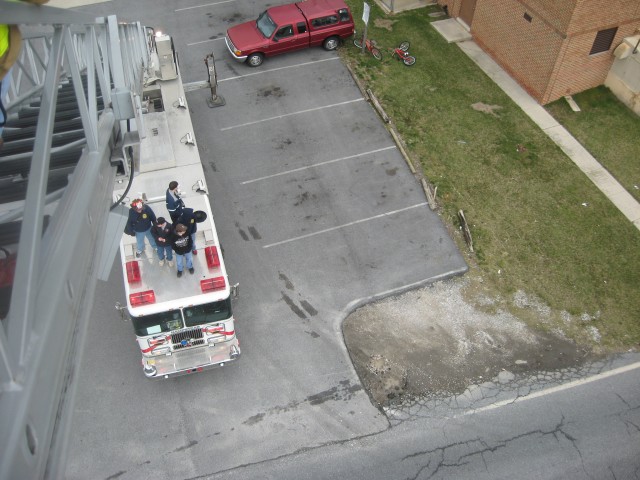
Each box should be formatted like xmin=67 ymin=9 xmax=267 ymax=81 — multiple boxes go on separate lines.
xmin=372 ymin=48 xmax=382 ymax=60
xmin=399 ymin=41 xmax=410 ymax=52
xmin=403 ymin=55 xmax=416 ymax=66
xmin=354 ymin=37 xmax=363 ymax=48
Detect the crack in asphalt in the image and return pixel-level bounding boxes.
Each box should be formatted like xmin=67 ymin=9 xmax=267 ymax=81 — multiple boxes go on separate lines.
xmin=400 ymin=415 xmax=590 ymax=480
xmin=107 ymin=358 xmax=640 ymax=480
xmin=384 ymin=357 xmax=637 ymax=426
xmin=181 ymin=426 xmax=391 ymax=480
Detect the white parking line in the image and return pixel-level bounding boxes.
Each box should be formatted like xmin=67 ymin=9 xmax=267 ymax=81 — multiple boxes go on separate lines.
xmin=241 ymin=146 xmax=397 ymax=185
xmin=175 ymin=0 xmax=235 ymax=12
xmin=221 ymin=98 xmax=365 ymax=131
xmin=218 ymin=57 xmax=341 ymax=82
xmin=263 ymin=202 xmax=428 ymax=248
xmin=187 ymin=38 xmax=226 ymax=46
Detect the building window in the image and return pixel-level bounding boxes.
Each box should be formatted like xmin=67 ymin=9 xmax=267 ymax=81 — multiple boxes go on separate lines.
xmin=590 ymin=27 xmax=618 ymax=55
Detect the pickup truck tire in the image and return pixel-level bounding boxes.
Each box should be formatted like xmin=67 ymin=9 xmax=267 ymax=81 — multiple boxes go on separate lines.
xmin=246 ymin=53 xmax=264 ymax=67
xmin=323 ymin=36 xmax=340 ymax=51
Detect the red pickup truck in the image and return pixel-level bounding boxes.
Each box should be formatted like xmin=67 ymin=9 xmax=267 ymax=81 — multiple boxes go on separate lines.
xmin=225 ymin=0 xmax=355 ymax=67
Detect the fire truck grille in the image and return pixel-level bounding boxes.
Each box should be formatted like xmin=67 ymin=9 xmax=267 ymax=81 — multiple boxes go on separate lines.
xmin=172 ymin=327 xmax=205 ymax=350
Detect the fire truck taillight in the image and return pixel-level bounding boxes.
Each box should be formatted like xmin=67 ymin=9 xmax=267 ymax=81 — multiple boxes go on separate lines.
xmin=129 ymin=290 xmax=156 ymax=306
xmin=200 ymin=276 xmax=225 ymax=293
xmin=126 ymin=261 xmax=141 ymax=284
xmin=205 ymin=246 xmax=220 ymax=269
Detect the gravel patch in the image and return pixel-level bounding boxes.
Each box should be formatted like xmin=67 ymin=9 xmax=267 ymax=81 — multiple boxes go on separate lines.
xmin=343 ymin=276 xmax=592 ymax=408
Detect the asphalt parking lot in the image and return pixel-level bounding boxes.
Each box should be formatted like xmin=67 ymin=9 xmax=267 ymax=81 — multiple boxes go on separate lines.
xmin=65 ymin=1 xmax=466 ymax=478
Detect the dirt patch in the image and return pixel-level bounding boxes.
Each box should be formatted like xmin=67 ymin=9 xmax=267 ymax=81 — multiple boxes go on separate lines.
xmin=471 ymin=102 xmax=502 ymax=117
xmin=374 ymin=19 xmax=396 ymax=31
xmin=343 ymin=276 xmax=594 ymax=408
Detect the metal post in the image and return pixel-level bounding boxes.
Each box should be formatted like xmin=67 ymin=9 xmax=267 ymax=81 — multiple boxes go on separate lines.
xmin=204 ymin=53 xmax=225 ymax=108
xmin=361 ymin=24 xmax=368 ymax=54
xmin=360 ymin=1 xmax=370 ymax=55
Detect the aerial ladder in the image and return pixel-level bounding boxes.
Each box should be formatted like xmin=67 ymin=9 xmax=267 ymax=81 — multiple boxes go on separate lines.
xmin=0 ymin=1 xmax=153 ymax=477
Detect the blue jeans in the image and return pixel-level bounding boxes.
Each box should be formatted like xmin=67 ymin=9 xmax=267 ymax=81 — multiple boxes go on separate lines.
xmin=191 ymin=233 xmax=197 ymax=251
xmin=156 ymin=244 xmax=173 ymax=261
xmin=135 ymin=228 xmax=157 ymax=253
xmin=176 ymin=251 xmax=193 ymax=272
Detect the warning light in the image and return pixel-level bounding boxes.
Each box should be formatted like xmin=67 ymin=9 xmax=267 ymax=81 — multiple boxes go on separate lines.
xmin=130 ymin=290 xmax=156 ymax=306
xmin=126 ymin=261 xmax=141 ymax=284
xmin=200 ymin=276 xmax=225 ymax=293
xmin=205 ymin=246 xmax=220 ymax=269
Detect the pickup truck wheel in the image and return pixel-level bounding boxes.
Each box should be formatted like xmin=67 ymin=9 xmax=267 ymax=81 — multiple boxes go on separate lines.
xmin=246 ymin=53 xmax=264 ymax=67
xmin=323 ymin=37 xmax=340 ymax=51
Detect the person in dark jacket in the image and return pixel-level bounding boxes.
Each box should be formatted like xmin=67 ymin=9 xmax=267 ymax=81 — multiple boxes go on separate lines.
xmin=170 ymin=223 xmax=194 ymax=277
xmin=151 ymin=217 xmax=174 ymax=267
xmin=165 ymin=181 xmax=185 ymax=223
xmin=126 ymin=198 xmax=157 ymax=257
xmin=176 ymin=207 xmax=198 ymax=255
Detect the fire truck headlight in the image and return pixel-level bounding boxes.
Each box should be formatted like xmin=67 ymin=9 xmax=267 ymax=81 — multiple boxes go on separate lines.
xmin=143 ymin=363 xmax=157 ymax=378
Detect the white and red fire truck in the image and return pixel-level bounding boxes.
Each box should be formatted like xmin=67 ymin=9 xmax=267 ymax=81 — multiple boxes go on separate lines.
xmin=113 ymin=34 xmax=239 ymax=379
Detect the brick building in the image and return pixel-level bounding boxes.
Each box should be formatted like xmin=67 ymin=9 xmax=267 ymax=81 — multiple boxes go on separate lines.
xmin=438 ymin=0 xmax=640 ymax=104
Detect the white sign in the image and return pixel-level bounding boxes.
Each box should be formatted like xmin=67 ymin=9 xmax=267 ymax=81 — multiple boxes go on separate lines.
xmin=362 ymin=2 xmax=370 ymax=24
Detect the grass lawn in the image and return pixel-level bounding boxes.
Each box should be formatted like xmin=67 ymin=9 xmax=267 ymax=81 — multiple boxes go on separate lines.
xmin=339 ymin=3 xmax=640 ymax=350
xmin=545 ymin=86 xmax=640 ymax=203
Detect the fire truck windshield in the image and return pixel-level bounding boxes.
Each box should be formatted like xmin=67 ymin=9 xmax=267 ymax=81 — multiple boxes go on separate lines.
xmin=184 ymin=298 xmax=232 ymax=327
xmin=131 ymin=298 xmax=232 ymax=337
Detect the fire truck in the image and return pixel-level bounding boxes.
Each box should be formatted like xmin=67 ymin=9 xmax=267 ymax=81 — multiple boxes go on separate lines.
xmin=113 ymin=33 xmax=240 ymax=379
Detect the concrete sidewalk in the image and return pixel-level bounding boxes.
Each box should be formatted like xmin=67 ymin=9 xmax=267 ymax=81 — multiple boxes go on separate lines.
xmin=432 ymin=18 xmax=640 ymax=232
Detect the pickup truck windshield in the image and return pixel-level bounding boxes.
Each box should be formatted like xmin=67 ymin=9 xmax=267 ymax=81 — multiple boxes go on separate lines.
xmin=132 ymin=298 xmax=232 ymax=336
xmin=256 ymin=11 xmax=277 ymax=38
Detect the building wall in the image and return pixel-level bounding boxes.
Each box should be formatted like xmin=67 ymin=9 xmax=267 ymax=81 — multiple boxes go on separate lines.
xmin=544 ymin=22 xmax=639 ymax=103
xmin=467 ymin=0 xmax=640 ymax=104
xmin=471 ymin=0 xmax=564 ymax=101
xmin=605 ymin=35 xmax=640 ymax=115
xmin=516 ymin=0 xmax=576 ymax=33
xmin=568 ymin=0 xmax=640 ymax=35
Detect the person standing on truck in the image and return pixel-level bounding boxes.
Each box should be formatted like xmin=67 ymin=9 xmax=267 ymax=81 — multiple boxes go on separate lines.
xmin=170 ymin=223 xmax=194 ymax=277
xmin=151 ymin=217 xmax=174 ymax=267
xmin=126 ymin=199 xmax=157 ymax=258
xmin=165 ymin=181 xmax=185 ymax=223
xmin=176 ymin=207 xmax=198 ymax=255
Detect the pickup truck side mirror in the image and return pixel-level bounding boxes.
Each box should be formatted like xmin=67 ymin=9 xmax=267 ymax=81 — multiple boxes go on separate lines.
xmin=231 ymin=283 xmax=240 ymax=299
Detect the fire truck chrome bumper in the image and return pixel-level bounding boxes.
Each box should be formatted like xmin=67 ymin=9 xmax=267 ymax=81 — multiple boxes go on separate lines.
xmin=142 ymin=338 xmax=241 ymax=379
xmin=224 ymin=36 xmax=247 ymax=62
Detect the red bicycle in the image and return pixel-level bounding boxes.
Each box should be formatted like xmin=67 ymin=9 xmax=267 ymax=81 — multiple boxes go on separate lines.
xmin=392 ymin=41 xmax=416 ymax=66
xmin=354 ymin=32 xmax=382 ymax=60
